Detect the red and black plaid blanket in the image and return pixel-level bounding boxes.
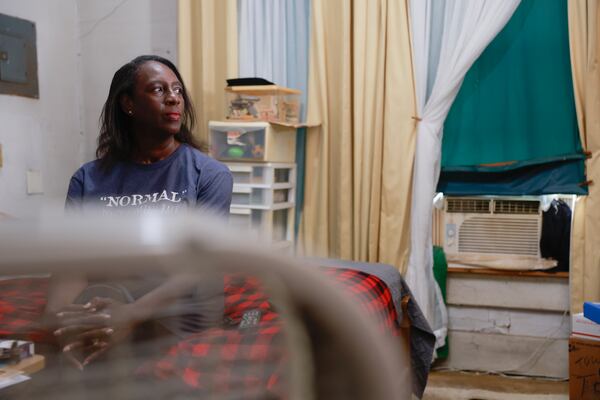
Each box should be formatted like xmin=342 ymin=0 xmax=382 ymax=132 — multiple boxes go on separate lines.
xmin=0 ymin=277 xmax=49 ymax=342
xmin=0 ymin=268 xmax=399 ymax=397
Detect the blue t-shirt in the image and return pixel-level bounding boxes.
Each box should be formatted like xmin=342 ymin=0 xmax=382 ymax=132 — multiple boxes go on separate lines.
xmin=66 ymin=143 xmax=233 ymax=215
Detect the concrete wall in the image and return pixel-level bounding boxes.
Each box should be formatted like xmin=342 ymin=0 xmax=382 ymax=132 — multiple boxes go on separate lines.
xmin=77 ymin=0 xmax=178 ymax=161
xmin=0 ymin=0 xmax=84 ymax=218
xmin=0 ymin=0 xmax=178 ymax=218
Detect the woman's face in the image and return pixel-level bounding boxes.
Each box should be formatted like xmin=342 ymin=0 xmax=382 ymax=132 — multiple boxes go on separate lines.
xmin=126 ymin=61 xmax=185 ymax=137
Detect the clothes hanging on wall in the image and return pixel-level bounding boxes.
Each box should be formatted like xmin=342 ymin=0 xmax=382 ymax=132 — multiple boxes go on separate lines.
xmin=540 ymin=199 xmax=572 ymax=272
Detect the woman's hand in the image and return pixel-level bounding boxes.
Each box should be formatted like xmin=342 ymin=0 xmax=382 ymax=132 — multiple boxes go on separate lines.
xmin=54 ymin=298 xmax=137 ymax=370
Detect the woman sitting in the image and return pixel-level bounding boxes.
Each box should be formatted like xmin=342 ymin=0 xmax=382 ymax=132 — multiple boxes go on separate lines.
xmin=48 ymin=55 xmax=232 ymax=370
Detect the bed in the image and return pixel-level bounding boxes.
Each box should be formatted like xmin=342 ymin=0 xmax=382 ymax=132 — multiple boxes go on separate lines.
xmin=0 ymin=216 xmax=434 ymax=399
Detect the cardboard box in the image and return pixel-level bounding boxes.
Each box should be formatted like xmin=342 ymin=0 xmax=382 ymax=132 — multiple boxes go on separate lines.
xmin=572 ymin=313 xmax=600 ymax=342
xmin=569 ymin=336 xmax=600 ymax=399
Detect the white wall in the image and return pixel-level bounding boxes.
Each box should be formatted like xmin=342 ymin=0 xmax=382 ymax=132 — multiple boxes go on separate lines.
xmin=77 ymin=0 xmax=178 ymax=161
xmin=0 ymin=0 xmax=85 ymax=218
xmin=0 ymin=0 xmax=179 ymax=218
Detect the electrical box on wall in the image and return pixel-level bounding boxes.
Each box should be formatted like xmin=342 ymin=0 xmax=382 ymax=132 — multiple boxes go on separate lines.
xmin=0 ymin=13 xmax=38 ymax=98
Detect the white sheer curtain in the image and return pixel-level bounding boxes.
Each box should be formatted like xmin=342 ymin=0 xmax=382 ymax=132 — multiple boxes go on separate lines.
xmin=237 ymin=0 xmax=310 ymax=237
xmin=238 ymin=0 xmax=288 ymax=85
xmin=407 ymin=0 xmax=521 ymax=350
xmin=237 ymin=0 xmax=310 ymax=115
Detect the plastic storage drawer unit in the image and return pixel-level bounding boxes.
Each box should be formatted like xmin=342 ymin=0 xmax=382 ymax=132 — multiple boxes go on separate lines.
xmin=209 ymin=121 xmax=296 ymax=163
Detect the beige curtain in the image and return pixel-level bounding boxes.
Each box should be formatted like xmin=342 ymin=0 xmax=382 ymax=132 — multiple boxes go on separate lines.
xmin=178 ymin=0 xmax=238 ymax=144
xmin=569 ymin=0 xmax=600 ymax=313
xmin=299 ymin=0 xmax=417 ymax=274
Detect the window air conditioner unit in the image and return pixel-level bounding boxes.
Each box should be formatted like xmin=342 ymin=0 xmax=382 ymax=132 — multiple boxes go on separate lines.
xmin=442 ymin=197 xmax=542 ymax=257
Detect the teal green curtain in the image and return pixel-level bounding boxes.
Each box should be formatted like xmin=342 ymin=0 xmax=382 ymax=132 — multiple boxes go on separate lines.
xmin=442 ymin=0 xmax=584 ymax=174
xmin=438 ymin=159 xmax=587 ymax=196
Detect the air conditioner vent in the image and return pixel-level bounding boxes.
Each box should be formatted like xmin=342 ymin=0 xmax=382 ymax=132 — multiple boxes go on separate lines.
xmin=446 ymin=198 xmax=491 ymax=214
xmin=458 ymin=216 xmax=540 ymax=256
xmin=494 ymin=200 xmax=540 ymax=215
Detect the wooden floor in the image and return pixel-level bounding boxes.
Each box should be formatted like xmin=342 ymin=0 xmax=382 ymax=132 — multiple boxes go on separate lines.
xmin=422 ymin=370 xmax=568 ymax=400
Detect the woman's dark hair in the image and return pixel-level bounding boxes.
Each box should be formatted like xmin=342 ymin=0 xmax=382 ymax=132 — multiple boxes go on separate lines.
xmin=96 ymin=55 xmax=201 ymax=167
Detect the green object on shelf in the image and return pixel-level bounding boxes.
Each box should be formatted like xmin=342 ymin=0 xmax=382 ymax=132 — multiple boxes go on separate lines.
xmin=227 ymin=146 xmax=245 ymax=158
xmin=433 ymin=245 xmax=449 ymax=360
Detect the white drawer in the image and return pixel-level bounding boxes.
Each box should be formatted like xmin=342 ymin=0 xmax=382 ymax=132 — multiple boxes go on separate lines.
xmin=229 ymin=206 xmax=294 ymax=242
xmin=227 ymin=162 xmax=296 ymax=186
xmin=209 ymin=121 xmax=296 ymax=163
xmin=231 ymin=184 xmax=294 ymax=208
